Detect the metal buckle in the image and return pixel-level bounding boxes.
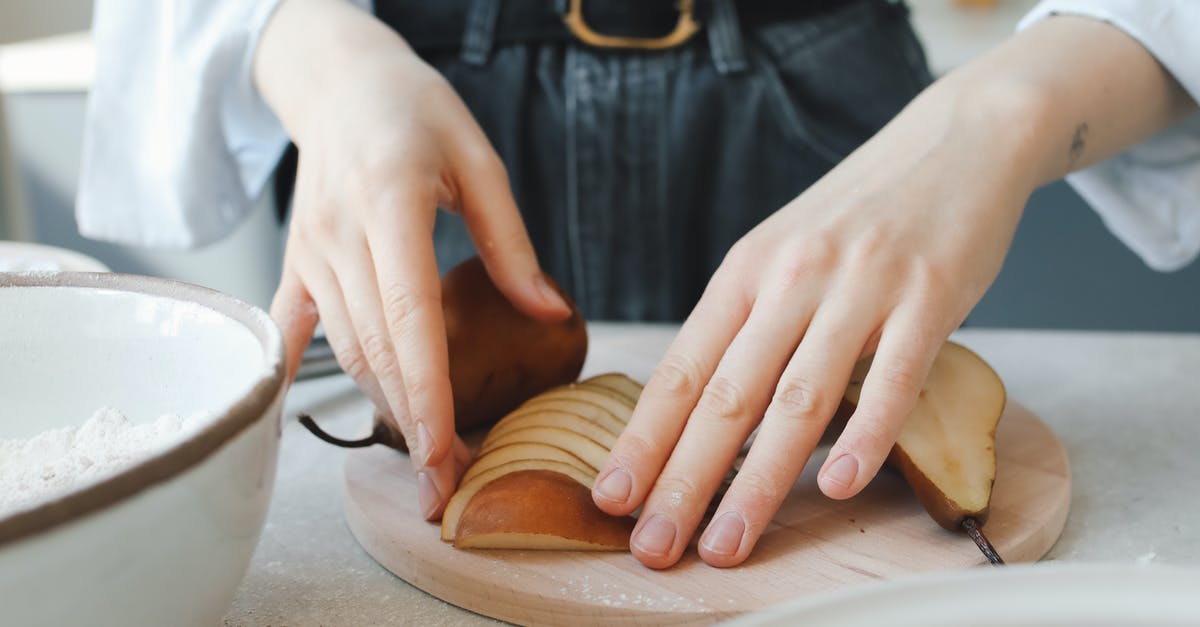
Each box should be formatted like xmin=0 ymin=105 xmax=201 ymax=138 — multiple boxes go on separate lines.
xmin=562 ymin=0 xmax=700 ymax=50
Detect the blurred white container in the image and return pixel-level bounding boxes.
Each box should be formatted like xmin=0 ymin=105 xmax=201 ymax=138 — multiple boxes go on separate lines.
xmin=0 ymin=273 xmax=286 ymax=626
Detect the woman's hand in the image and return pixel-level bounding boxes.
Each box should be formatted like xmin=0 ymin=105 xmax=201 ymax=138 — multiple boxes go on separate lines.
xmin=255 ymin=0 xmax=571 ymax=519
xmin=592 ymin=15 xmax=1197 ymax=569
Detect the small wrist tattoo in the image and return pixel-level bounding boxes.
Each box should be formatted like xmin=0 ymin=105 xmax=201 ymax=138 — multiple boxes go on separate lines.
xmin=1068 ymin=123 xmax=1089 ymax=169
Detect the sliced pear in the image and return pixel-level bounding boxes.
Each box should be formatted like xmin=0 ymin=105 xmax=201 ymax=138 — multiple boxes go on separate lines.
xmin=519 ymin=384 xmax=634 ymax=420
xmin=460 ymin=441 xmax=597 ymax=485
xmin=453 ymin=469 xmax=634 ymax=550
xmin=477 ymin=426 xmax=610 ymax=472
xmin=483 ymin=410 xmax=619 ymax=449
xmin=489 ymin=399 xmax=625 ymax=438
xmin=582 ymin=373 xmax=644 ymax=405
xmin=844 ymin=341 xmax=1006 ymax=530
xmin=442 ymin=459 xmax=597 ymax=541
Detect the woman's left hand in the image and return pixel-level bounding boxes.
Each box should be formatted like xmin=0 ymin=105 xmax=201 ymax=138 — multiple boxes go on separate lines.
xmin=591 ymin=73 xmax=1039 ymax=569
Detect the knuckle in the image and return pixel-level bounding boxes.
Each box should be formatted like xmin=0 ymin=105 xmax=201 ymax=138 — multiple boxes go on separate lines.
xmin=654 ymin=475 xmax=702 ymax=505
xmin=464 ymin=143 xmax=506 ymax=177
xmin=331 ymin=342 xmax=369 ymax=382
xmin=842 ymin=420 xmax=894 ymax=457
xmin=614 ymin=431 xmax=655 ymax=460
xmin=771 ymin=378 xmax=827 ymax=423
xmin=358 ymin=331 xmax=397 ymax=373
xmin=731 ymin=470 xmax=783 ymax=507
xmin=873 ymin=362 xmax=925 ymax=399
xmin=381 ymin=286 xmax=434 ymax=328
xmin=402 ymin=372 xmax=438 ymax=407
xmin=652 ymin=353 xmax=705 ymax=398
xmin=696 ymin=376 xmax=750 ymax=424
xmin=774 ymin=237 xmax=839 ymax=290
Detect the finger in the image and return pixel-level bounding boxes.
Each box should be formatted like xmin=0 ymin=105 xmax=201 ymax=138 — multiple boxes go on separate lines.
xmin=415 ymin=432 xmax=470 ymax=521
xmin=270 ymin=260 xmax=319 ymax=385
xmin=322 ymin=234 xmax=423 ymax=457
xmin=629 ymin=294 xmax=811 ymax=569
xmin=366 ymin=182 xmax=455 ymax=470
xmin=291 ymin=248 xmax=415 ymax=446
xmin=818 ymin=304 xmax=942 ymax=500
xmin=698 ymin=300 xmax=874 ymax=567
xmin=593 ymin=264 xmax=752 ymax=517
xmin=453 ymin=146 xmax=571 ymax=321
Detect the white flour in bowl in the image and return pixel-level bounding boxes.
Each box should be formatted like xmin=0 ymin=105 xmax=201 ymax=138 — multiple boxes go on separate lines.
xmin=0 ymin=407 xmax=210 ymax=516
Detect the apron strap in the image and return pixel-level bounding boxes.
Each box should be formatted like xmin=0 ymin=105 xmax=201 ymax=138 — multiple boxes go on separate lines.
xmin=706 ymin=0 xmax=748 ymax=74
xmin=461 ymin=0 xmax=501 ymax=65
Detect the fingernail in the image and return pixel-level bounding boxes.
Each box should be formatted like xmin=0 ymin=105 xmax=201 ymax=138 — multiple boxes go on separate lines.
xmin=416 ymin=421 xmax=435 ymax=465
xmin=631 ymin=514 xmax=677 ymax=558
xmin=821 ymin=454 xmax=860 ymax=490
xmin=535 ymin=273 xmax=570 ymax=312
xmin=594 ymin=469 xmax=632 ymax=504
xmin=700 ymin=511 xmax=746 ymax=557
xmin=417 ymin=471 xmax=441 ymax=520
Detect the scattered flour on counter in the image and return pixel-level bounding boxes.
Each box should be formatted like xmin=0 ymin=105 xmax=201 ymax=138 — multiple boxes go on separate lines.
xmin=0 ymin=407 xmax=211 ymax=516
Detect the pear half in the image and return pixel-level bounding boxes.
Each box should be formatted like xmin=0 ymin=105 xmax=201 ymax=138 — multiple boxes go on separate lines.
xmin=843 ymin=341 xmax=1006 ymax=530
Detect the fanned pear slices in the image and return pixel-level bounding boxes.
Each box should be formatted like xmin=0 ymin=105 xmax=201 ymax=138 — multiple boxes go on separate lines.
xmin=843 ymin=341 xmax=1006 ymax=530
xmin=442 ymin=373 xmax=644 ymax=550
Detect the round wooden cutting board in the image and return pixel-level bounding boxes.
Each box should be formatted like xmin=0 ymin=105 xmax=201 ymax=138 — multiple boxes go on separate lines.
xmin=343 ymin=402 xmax=1070 ymax=626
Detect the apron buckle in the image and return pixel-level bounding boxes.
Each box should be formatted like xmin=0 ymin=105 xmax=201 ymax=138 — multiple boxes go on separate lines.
xmin=562 ymin=0 xmax=701 ymax=50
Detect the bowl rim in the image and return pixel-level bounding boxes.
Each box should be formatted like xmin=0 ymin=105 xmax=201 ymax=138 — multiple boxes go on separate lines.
xmin=0 ymin=272 xmax=286 ymax=547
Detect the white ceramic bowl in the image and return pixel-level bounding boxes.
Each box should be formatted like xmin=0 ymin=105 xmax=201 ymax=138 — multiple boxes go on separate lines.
xmin=0 ymin=273 xmax=285 ymax=626
xmin=0 ymin=240 xmax=111 ymax=272
xmin=722 ymin=562 xmax=1200 ymax=627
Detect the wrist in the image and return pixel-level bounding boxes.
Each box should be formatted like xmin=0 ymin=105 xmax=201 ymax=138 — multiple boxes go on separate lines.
xmin=931 ymin=69 xmax=1059 ymax=193
xmin=254 ymin=0 xmax=411 ymax=145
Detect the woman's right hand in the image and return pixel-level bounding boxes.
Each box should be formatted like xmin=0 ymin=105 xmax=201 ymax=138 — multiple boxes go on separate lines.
xmin=254 ymin=0 xmax=573 ymax=519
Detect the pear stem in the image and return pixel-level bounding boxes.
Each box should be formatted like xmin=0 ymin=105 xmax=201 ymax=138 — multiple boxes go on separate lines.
xmin=298 ymin=413 xmax=400 ymax=449
xmin=961 ymin=517 xmax=1005 ymax=565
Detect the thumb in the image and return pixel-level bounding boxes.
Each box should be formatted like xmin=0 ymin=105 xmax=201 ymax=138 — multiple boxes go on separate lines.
xmin=270 ymin=265 xmax=319 ymax=384
xmin=454 ymin=149 xmax=573 ymax=322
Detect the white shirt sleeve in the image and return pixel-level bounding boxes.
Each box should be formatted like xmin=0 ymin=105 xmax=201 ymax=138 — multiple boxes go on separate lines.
xmin=1018 ymin=1 xmax=1200 ymax=272
xmin=76 ymin=0 xmax=370 ymax=249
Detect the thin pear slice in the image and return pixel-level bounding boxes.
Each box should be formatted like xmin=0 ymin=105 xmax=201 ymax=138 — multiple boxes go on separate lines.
xmin=519 ymin=385 xmax=634 ymax=420
xmin=453 ymin=469 xmax=634 ymax=550
xmin=483 ymin=410 xmax=619 ymax=449
xmin=844 ymin=341 xmax=1006 ymax=530
xmin=490 ymin=399 xmax=625 ymax=438
xmin=461 ymin=440 xmax=597 ymax=485
xmin=476 ymin=426 xmax=610 ymax=474
xmin=582 ymin=373 xmax=644 ymax=405
xmin=442 ymin=459 xmax=597 ymax=541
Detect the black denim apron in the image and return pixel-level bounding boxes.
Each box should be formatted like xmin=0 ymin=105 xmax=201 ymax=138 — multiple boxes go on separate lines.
xmin=376 ymin=0 xmax=932 ymax=321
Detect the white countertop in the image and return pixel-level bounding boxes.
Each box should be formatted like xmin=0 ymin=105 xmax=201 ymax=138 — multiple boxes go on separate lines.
xmin=224 ymin=324 xmax=1200 ymax=626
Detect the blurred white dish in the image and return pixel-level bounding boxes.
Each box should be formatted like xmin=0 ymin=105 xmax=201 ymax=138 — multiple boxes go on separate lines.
xmin=0 ymin=240 xmax=110 ymax=272
xmin=0 ymin=273 xmax=284 ymax=627
xmin=723 ymin=562 xmax=1200 ymax=627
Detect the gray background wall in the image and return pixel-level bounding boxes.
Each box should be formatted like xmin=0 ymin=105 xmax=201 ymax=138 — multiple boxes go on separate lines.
xmin=971 ymin=182 xmax=1200 ymax=330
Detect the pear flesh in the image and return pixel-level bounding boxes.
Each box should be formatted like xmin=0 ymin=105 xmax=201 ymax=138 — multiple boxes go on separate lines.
xmin=843 ymin=341 xmax=1006 ymax=530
